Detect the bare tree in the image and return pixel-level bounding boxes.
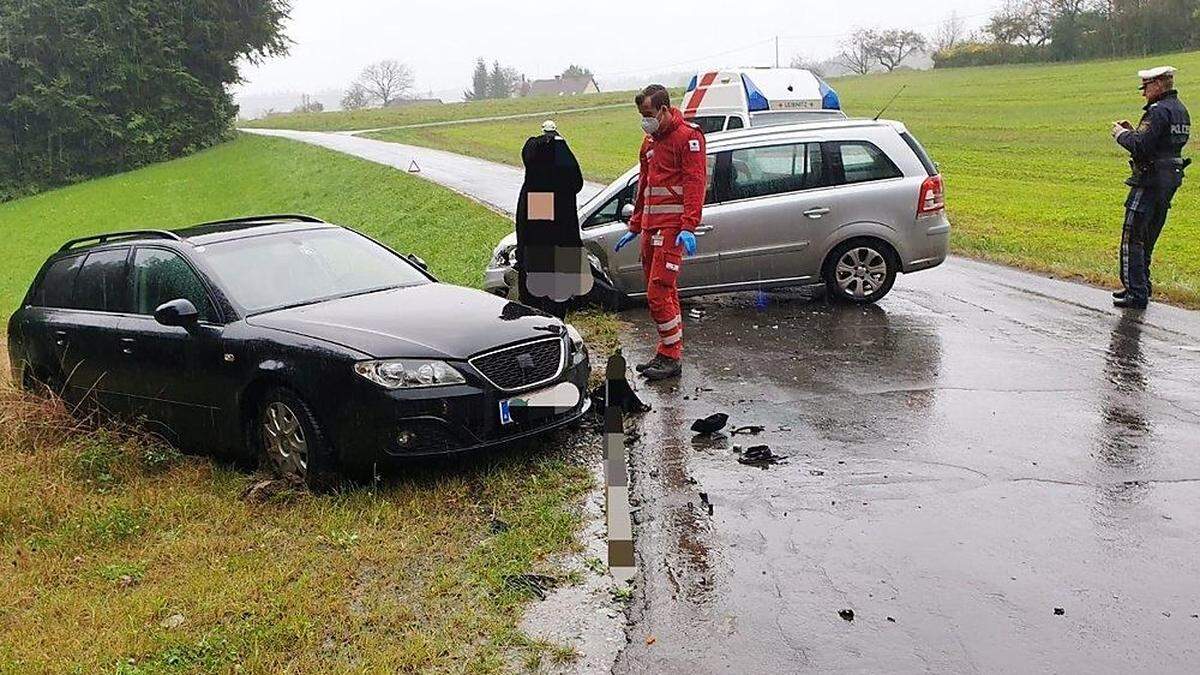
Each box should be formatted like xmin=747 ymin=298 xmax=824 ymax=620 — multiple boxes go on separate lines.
xmin=292 ymin=94 xmax=323 ymax=114
xmin=986 ymin=0 xmax=1052 ymax=46
xmin=357 ymin=59 xmax=414 ymax=107
xmin=838 ymin=30 xmax=876 ymax=76
xmin=932 ymin=11 xmax=967 ymax=52
xmin=789 ymin=55 xmax=826 ymax=77
xmin=869 ymin=29 xmax=929 ymax=71
xmin=341 ymin=82 xmax=369 ymax=111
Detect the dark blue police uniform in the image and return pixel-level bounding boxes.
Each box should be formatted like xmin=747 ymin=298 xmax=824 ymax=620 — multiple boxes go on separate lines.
xmin=1115 ymin=89 xmax=1190 ymax=306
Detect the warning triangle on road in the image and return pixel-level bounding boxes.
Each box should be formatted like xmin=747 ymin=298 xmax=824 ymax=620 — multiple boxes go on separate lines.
xmin=408 ymin=160 xmax=420 ymax=173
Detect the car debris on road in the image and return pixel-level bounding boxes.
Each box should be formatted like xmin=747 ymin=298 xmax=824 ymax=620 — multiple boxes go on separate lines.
xmin=738 ymin=445 xmax=788 ymax=468
xmin=691 ymin=413 xmax=730 ymax=435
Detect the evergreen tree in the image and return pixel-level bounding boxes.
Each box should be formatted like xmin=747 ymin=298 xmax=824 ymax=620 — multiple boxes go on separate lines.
xmin=0 ymin=0 xmax=291 ymax=199
xmin=463 ymin=58 xmax=490 ymax=101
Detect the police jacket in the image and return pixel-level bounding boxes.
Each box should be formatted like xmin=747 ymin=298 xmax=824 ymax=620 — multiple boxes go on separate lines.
xmin=1117 ymin=90 xmax=1190 ymax=188
xmin=629 ymin=107 xmax=707 ymax=234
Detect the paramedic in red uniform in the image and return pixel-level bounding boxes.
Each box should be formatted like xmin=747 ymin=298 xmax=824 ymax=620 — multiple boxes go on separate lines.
xmin=614 ymin=84 xmax=706 ymax=381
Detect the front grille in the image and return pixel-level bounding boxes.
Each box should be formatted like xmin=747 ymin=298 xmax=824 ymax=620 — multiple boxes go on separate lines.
xmin=469 ymin=337 xmax=565 ymax=391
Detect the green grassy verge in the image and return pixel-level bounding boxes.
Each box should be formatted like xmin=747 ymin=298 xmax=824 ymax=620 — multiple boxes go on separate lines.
xmin=0 ymin=133 xmax=620 ymax=672
xmin=366 ymin=107 xmax=640 ymax=185
xmin=370 ymin=52 xmax=1200 ymax=307
xmin=241 ymin=90 xmax=639 ymax=132
xmin=0 ymin=134 xmax=509 ymax=314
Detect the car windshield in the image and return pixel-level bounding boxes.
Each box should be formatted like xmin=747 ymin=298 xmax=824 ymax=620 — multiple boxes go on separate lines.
xmin=198 ymin=228 xmax=429 ymax=313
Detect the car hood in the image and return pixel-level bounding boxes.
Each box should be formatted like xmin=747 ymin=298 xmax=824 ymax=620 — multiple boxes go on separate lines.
xmin=247 ymin=283 xmax=564 ymax=359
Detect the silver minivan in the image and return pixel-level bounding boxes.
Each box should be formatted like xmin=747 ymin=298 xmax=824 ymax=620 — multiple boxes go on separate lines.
xmin=485 ymin=119 xmax=950 ymax=305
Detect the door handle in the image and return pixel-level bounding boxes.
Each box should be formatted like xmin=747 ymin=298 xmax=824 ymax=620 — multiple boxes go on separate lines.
xmin=803 ymin=207 xmax=831 ymax=219
xmin=694 ymin=224 xmax=714 ymax=236
xmin=120 ymin=337 xmax=136 ymax=355
xmin=54 ymin=330 xmax=67 ymax=346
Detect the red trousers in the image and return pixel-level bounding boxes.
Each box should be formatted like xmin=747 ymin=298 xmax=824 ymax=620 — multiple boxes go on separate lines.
xmin=640 ymin=228 xmax=684 ymax=360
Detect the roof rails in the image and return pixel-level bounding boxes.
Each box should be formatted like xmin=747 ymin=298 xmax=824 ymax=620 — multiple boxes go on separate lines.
xmin=191 ymin=213 xmax=326 ymax=228
xmin=59 ymin=230 xmax=182 ymax=252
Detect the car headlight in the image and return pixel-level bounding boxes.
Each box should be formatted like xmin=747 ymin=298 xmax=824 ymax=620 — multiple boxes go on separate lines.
xmin=564 ymin=324 xmax=585 ymax=351
xmin=492 ymin=245 xmax=517 ymax=268
xmin=354 ymin=359 xmax=466 ymax=389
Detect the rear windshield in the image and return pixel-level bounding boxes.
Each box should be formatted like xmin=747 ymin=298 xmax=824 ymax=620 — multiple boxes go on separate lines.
xmin=197 ymin=229 xmax=429 ymax=313
xmin=900 ymin=131 xmax=938 ymax=176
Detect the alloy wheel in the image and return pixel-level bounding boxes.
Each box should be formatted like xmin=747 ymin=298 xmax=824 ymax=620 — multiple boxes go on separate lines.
xmin=262 ymin=401 xmax=308 ymax=476
xmin=835 ymin=246 xmax=889 ymax=299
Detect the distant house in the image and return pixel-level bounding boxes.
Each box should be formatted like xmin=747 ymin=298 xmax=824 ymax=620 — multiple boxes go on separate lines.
xmin=384 ymin=98 xmax=444 ymax=108
xmin=521 ymin=75 xmax=600 ymax=97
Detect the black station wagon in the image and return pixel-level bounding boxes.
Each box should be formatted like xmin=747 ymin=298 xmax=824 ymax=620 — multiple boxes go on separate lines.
xmin=7 ymin=215 xmax=592 ymax=486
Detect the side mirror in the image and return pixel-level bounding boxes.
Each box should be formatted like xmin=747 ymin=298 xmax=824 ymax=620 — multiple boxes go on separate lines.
xmin=407 ymin=253 xmax=429 ymax=271
xmin=154 ymin=298 xmax=200 ymax=327
xmin=619 ymin=203 xmax=635 ymax=222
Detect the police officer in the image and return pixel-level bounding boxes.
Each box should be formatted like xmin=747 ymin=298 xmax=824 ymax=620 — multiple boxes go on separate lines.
xmin=1111 ymin=66 xmax=1190 ymax=309
xmin=614 ymin=85 xmax=707 ymax=381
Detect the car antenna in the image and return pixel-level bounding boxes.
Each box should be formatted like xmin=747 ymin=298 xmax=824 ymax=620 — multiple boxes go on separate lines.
xmin=872 ymin=85 xmax=907 ymax=121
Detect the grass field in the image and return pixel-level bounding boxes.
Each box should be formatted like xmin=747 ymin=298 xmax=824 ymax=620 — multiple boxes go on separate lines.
xmin=368 ymin=51 xmax=1200 ymax=307
xmin=240 ymin=90 xmax=640 ymax=132
xmin=0 ymin=134 xmax=617 ymax=672
xmin=0 ymin=134 xmax=514 ymax=314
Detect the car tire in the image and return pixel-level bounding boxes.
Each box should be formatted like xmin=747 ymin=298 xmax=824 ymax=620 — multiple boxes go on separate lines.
xmin=580 ymin=267 xmax=630 ymax=311
xmin=256 ymin=387 xmax=335 ymax=490
xmin=823 ymin=239 xmax=898 ymax=305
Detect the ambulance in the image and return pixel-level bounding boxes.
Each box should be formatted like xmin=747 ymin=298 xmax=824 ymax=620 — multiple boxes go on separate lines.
xmin=681 ymin=68 xmax=845 ymax=133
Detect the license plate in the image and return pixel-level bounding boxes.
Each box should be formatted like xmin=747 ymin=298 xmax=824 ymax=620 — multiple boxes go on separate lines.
xmin=499 ymin=383 xmax=582 ymax=425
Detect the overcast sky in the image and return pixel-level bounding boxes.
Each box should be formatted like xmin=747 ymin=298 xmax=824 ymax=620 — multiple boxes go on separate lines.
xmin=235 ymin=0 xmax=1000 ymax=98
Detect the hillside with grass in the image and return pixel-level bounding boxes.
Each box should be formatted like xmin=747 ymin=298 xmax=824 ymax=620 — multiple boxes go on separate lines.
xmin=368 ymin=52 xmax=1200 ymax=306
xmin=0 ymin=134 xmax=512 ymax=313
xmin=240 ymin=90 xmax=639 ymax=132
xmin=0 ymin=134 xmax=613 ymax=672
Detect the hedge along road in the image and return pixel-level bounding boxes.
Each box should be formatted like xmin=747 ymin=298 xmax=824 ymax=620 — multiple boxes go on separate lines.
xmin=246 ymin=127 xmax=1200 ymax=673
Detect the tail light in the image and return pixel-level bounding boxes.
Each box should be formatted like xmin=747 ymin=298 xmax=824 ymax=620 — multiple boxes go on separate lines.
xmin=917 ymin=174 xmax=945 ymax=216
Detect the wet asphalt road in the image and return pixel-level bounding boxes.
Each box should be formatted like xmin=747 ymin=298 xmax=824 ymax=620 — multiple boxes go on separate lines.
xmin=614 ymin=258 xmax=1200 ymax=674
xmin=237 ymin=133 xmax=1200 ymax=671
xmin=240 ymin=128 xmax=604 ymax=214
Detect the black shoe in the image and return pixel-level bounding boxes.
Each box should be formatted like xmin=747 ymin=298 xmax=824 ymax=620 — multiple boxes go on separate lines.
xmin=1112 ymin=289 xmax=1127 ymax=299
xmin=635 ymin=354 xmax=665 ymax=373
xmin=642 ymin=356 xmax=682 ymax=381
xmin=1113 ymin=296 xmax=1147 ymax=309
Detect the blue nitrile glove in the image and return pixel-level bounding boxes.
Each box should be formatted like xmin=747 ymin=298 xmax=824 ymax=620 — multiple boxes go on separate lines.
xmin=677 ymin=230 xmax=697 ymax=256
xmin=614 ymin=231 xmax=638 ymax=252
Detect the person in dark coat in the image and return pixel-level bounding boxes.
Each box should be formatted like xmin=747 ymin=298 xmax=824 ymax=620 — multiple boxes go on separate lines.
xmin=514 ymin=120 xmax=592 ymax=318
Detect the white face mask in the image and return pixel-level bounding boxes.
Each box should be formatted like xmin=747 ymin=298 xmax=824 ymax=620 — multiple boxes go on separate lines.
xmin=641 ymin=115 xmax=660 ymax=135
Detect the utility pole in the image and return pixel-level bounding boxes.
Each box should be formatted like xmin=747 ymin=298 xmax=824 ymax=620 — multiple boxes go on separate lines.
xmin=775 ymin=36 xmax=779 ymax=68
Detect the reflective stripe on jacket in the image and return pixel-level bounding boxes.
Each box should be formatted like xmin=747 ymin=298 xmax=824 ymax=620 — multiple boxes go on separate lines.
xmin=629 ymin=107 xmax=707 ymax=233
